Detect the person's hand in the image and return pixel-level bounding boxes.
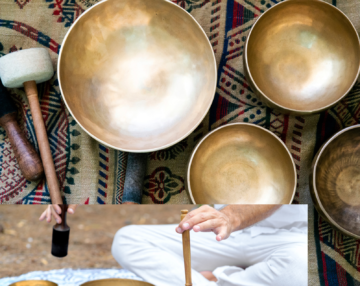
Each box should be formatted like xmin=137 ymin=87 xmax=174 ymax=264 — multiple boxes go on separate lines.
xmin=39 ymin=204 xmax=78 ymax=224
xmin=175 ymin=205 xmax=233 ymax=241
xmin=200 ymin=271 xmax=218 ymax=282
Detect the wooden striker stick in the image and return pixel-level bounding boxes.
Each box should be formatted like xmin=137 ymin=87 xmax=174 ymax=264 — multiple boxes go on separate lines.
xmin=24 ymin=81 xmax=62 ymax=204
xmin=181 ymin=210 xmax=192 ymax=286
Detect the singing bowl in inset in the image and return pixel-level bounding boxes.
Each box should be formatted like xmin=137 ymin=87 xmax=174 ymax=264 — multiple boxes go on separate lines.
xmin=310 ymin=125 xmax=360 ymax=238
xmin=58 ymin=0 xmax=216 ymax=152
xmin=10 ymin=281 xmax=57 ymax=286
xmin=187 ymin=123 xmax=296 ymax=204
xmin=80 ymin=279 xmax=154 ymax=286
xmin=244 ymin=0 xmax=360 ymax=115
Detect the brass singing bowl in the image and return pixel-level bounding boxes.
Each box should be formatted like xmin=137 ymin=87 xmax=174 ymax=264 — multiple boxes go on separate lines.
xmin=58 ymin=0 xmax=216 ymax=152
xmin=187 ymin=123 xmax=296 ymax=204
xmin=244 ymin=0 xmax=360 ymax=115
xmin=80 ymin=279 xmax=154 ymax=286
xmin=310 ymin=125 xmax=360 ymax=238
xmin=10 ymin=281 xmax=57 ymax=286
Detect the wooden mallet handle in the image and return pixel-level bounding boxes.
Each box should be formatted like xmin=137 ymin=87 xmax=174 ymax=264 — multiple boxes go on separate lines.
xmin=24 ymin=81 xmax=62 ymax=204
xmin=0 ymin=112 xmax=44 ymax=181
xmin=181 ymin=210 xmax=192 ymax=286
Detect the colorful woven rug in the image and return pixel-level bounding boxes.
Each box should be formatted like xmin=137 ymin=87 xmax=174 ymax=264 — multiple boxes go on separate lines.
xmin=1 ymin=0 xmax=360 ymax=284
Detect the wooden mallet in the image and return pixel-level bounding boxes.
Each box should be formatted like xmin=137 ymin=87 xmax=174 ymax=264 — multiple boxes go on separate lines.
xmin=0 ymin=48 xmax=62 ymax=204
xmin=181 ymin=210 xmax=192 ymax=286
xmin=0 ymin=80 xmax=44 ymax=181
xmin=51 ymin=204 xmax=70 ymax=258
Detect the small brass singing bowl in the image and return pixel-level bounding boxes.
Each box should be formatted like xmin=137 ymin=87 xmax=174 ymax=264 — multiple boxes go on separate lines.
xmin=80 ymin=279 xmax=154 ymax=286
xmin=187 ymin=123 xmax=296 ymax=204
xmin=244 ymin=0 xmax=360 ymax=115
xmin=310 ymin=125 xmax=360 ymax=238
xmin=10 ymin=281 xmax=57 ymax=286
xmin=58 ymin=0 xmax=216 ymax=152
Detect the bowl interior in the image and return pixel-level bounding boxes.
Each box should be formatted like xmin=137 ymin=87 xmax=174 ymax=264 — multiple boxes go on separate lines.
xmin=189 ymin=124 xmax=296 ymax=204
xmin=315 ymin=127 xmax=360 ymax=236
xmin=59 ymin=0 xmax=216 ymax=151
xmin=10 ymin=281 xmax=57 ymax=286
xmin=247 ymin=0 xmax=360 ymax=112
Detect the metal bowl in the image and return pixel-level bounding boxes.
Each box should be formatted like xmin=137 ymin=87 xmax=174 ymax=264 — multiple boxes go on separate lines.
xmin=310 ymin=125 xmax=360 ymax=238
xmin=187 ymin=123 xmax=296 ymax=204
xmin=80 ymin=279 xmax=154 ymax=286
xmin=244 ymin=0 xmax=360 ymax=115
xmin=58 ymin=0 xmax=216 ymax=152
xmin=10 ymin=281 xmax=57 ymax=286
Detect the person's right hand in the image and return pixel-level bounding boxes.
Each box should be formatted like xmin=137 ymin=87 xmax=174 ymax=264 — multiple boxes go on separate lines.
xmin=39 ymin=204 xmax=77 ymax=224
xmin=176 ymin=205 xmax=233 ymax=241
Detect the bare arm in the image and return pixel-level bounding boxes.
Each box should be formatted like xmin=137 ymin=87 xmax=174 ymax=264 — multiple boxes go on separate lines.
xmin=176 ymin=205 xmax=281 ymax=241
xmin=221 ymin=204 xmax=281 ymax=232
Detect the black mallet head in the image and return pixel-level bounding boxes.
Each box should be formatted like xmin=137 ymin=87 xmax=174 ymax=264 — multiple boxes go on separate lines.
xmin=0 ymin=79 xmax=17 ymax=117
xmin=51 ymin=205 xmax=70 ymax=258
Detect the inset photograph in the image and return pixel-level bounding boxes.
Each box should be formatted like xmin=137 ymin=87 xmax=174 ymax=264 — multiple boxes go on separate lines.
xmin=0 ymin=204 xmax=307 ymax=286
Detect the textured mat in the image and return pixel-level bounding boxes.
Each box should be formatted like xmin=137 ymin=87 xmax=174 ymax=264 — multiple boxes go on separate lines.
xmin=0 ymin=269 xmax=141 ymax=286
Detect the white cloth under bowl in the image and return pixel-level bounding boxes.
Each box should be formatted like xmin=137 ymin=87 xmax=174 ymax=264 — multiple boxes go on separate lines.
xmin=0 ymin=268 xmax=142 ymax=286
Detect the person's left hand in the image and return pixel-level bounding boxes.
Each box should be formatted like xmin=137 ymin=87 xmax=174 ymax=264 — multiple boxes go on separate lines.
xmin=175 ymin=205 xmax=232 ymax=241
xmin=39 ymin=204 xmax=78 ymax=224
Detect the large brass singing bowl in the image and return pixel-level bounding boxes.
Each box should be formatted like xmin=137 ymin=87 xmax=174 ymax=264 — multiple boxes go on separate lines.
xmin=58 ymin=0 xmax=216 ymax=152
xmin=10 ymin=281 xmax=57 ymax=286
xmin=244 ymin=0 xmax=360 ymax=115
xmin=80 ymin=279 xmax=154 ymax=286
xmin=310 ymin=125 xmax=360 ymax=238
xmin=187 ymin=123 xmax=296 ymax=204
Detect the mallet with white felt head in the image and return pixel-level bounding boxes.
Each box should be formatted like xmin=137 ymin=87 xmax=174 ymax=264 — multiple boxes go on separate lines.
xmin=0 ymin=80 xmax=44 ymax=181
xmin=0 ymin=48 xmax=62 ymax=204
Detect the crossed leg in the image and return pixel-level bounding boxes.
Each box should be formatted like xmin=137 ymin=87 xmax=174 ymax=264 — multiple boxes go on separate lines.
xmin=112 ymin=224 xmax=307 ymax=286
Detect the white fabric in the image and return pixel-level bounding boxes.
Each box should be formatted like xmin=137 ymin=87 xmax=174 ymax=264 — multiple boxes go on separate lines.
xmin=245 ymin=204 xmax=308 ymax=237
xmin=0 ymin=269 xmax=142 ymax=286
xmin=112 ymin=205 xmax=308 ymax=286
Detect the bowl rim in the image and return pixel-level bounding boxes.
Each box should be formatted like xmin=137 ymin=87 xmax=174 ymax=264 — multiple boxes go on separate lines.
xmin=244 ymin=0 xmax=360 ymax=114
xmin=186 ymin=122 xmax=297 ymax=204
xmin=80 ymin=278 xmax=154 ymax=286
xmin=311 ymin=124 xmax=360 ymax=238
xmin=10 ymin=281 xmax=58 ymax=286
xmin=57 ymin=0 xmax=217 ymax=153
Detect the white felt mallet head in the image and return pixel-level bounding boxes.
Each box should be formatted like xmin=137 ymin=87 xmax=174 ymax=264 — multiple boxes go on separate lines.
xmin=0 ymin=47 xmax=62 ymax=205
xmin=0 ymin=48 xmax=54 ymax=88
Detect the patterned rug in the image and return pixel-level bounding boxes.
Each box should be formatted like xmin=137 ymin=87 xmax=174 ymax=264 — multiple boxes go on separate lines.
xmin=1 ymin=0 xmax=360 ymax=284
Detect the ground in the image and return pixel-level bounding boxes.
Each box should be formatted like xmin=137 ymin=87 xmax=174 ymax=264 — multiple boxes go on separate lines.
xmin=0 ymin=204 xmax=194 ymax=278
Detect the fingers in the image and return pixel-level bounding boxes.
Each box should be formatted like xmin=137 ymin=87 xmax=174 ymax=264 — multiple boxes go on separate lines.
xmin=193 ymin=219 xmax=220 ymax=232
xmin=46 ymin=206 xmax=52 ymax=223
xmin=67 ymin=204 xmax=78 ymax=214
xmin=53 ymin=204 xmax=62 ymax=215
xmin=39 ymin=205 xmax=62 ymax=224
xmin=176 ymin=205 xmax=218 ymax=233
xmin=216 ymin=227 xmax=229 ymax=242
xmin=180 ymin=212 xmax=215 ymax=232
xmin=39 ymin=209 xmax=47 ymax=221
xmin=193 ymin=219 xmax=230 ymax=241
xmin=51 ymin=207 xmax=62 ymax=224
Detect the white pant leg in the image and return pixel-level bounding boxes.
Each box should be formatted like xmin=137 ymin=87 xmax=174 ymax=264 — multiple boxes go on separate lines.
xmin=112 ymin=224 xmax=246 ymax=286
xmin=214 ymin=230 xmax=308 ymax=286
xmin=111 ymin=225 xmax=307 ymax=286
